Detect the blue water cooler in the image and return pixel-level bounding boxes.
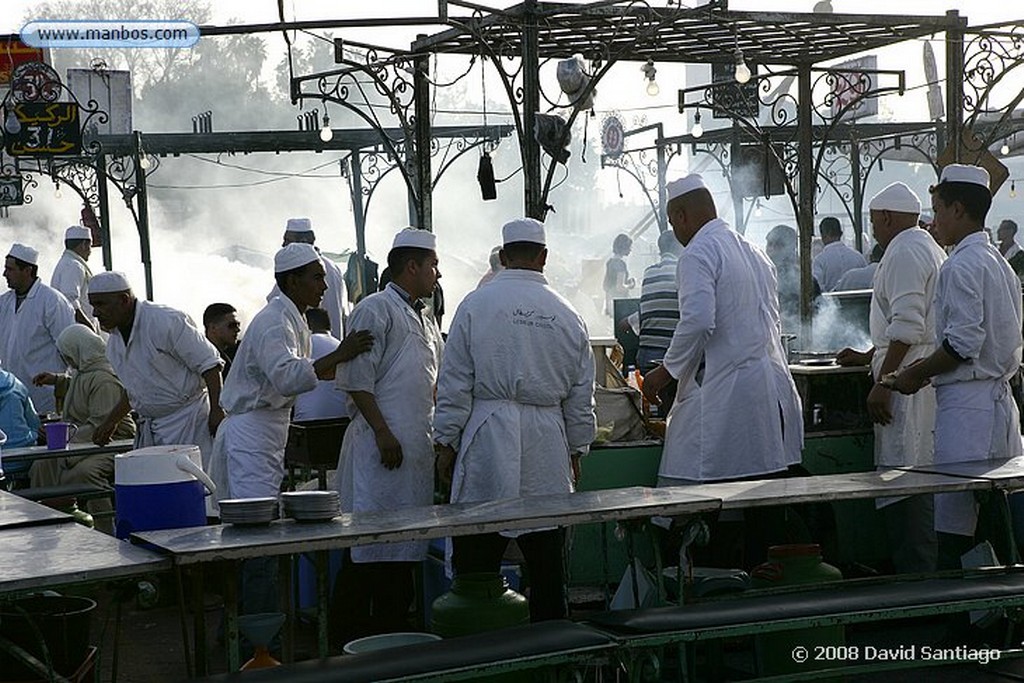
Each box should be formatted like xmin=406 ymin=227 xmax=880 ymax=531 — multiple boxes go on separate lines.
xmin=114 ymin=444 xmax=215 ymax=539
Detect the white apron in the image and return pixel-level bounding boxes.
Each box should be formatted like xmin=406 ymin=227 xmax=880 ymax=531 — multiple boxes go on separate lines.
xmin=136 ymin=396 xmax=213 ymax=466
xmin=337 ymin=332 xmax=436 ymax=563
xmin=934 ymin=380 xmax=1022 ymax=536
xmin=874 ymin=386 xmax=937 ymax=509
xmin=207 ymin=407 xmax=292 ymax=515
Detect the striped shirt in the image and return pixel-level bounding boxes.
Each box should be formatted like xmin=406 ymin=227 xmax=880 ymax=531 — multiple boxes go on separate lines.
xmin=638 ymin=253 xmax=680 ymax=354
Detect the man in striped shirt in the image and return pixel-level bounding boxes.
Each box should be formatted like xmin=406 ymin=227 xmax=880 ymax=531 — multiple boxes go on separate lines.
xmin=635 ymin=231 xmax=683 ymax=413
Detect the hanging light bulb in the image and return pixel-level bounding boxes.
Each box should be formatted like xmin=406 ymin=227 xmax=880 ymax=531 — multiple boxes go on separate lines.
xmin=1011 ymin=181 xmax=1018 ymax=199
xmin=3 ymin=108 xmax=21 ymax=135
xmin=691 ymin=109 xmax=703 ymax=139
xmin=755 ymin=199 xmax=763 ymax=217
xmin=319 ymin=113 xmax=333 ymax=142
xmin=54 ymin=182 xmax=63 ymax=199
xmin=734 ymin=48 xmax=751 ymax=84
xmin=641 ymin=59 xmax=659 ymax=97
xmin=1001 ymin=142 xmax=1011 ymax=156
xmin=139 ymin=155 xmax=152 ymax=170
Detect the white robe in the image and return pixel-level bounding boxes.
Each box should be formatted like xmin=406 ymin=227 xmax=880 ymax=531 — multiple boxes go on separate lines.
xmin=267 ymin=254 xmax=348 ymax=339
xmin=813 ymin=240 xmax=868 ymax=292
xmin=658 ymin=218 xmax=803 ymax=483
xmin=106 ymin=300 xmax=221 ymax=462
xmin=870 ymin=228 xmax=946 ymax=470
xmin=209 ymin=295 xmax=317 ymax=511
xmin=433 ymin=270 xmax=596 ymax=533
xmin=930 ymin=232 xmax=1023 ymax=535
xmin=0 ymin=280 xmax=75 ymax=414
xmin=50 ymin=249 xmax=93 ymax=318
xmin=335 ymin=286 xmax=443 ymax=562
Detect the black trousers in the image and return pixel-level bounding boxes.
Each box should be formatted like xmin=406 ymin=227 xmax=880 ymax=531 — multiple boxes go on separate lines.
xmin=330 ymin=550 xmax=416 ymax=646
xmin=451 ymin=528 xmax=567 ymax=622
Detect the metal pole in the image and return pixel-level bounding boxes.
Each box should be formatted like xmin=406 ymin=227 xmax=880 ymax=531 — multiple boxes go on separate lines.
xmin=731 ymin=124 xmax=745 ymax=235
xmin=797 ymin=64 xmax=815 ymax=343
xmin=413 ymin=36 xmax=433 ymax=231
xmin=851 ymin=137 xmax=863 ymax=253
xmin=133 ymin=131 xmax=154 ymax=301
xmin=521 ymin=0 xmax=542 ymax=219
xmin=656 ymin=123 xmax=668 ymax=233
xmin=349 ymin=152 xmax=367 ymax=257
xmin=945 ymin=10 xmax=965 ymax=161
xmin=96 ymin=153 xmax=113 ymax=270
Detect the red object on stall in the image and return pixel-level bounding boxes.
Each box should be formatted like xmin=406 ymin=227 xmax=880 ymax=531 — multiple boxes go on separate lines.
xmin=81 ymin=204 xmax=103 ymax=247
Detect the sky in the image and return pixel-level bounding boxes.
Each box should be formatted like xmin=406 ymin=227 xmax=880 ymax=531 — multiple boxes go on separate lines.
xmin=2 ymin=1 xmax=1023 ymax=337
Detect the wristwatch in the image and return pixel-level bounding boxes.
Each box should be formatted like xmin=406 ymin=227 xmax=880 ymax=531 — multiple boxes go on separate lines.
xmin=878 ymin=372 xmax=898 ymax=389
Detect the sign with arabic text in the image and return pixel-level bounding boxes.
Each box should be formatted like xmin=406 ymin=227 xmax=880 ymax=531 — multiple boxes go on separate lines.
xmin=0 ymin=176 xmax=24 ymax=207
xmin=4 ymin=102 xmax=81 ymax=156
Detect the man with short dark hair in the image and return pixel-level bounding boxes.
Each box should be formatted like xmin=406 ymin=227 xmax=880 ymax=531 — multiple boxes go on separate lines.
xmin=203 ymin=303 xmax=241 ymax=378
xmin=0 ymin=243 xmax=75 ymax=414
xmin=996 ymin=219 xmax=1024 ymax=281
xmin=51 ymin=225 xmax=95 ymax=328
xmin=332 ymin=228 xmax=443 ymax=643
xmin=434 ymin=218 xmax=596 ymax=623
xmin=812 ymin=216 xmax=867 ymax=292
xmin=890 ymin=164 xmax=1023 ymax=563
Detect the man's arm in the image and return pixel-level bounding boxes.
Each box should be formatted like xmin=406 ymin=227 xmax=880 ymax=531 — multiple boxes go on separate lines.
xmin=350 ymin=390 xmax=403 ymax=470
xmin=202 ymin=366 xmax=224 ymax=434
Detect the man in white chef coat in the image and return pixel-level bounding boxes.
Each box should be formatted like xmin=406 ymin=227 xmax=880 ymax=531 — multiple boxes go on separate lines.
xmin=642 ymin=175 xmax=804 ymax=566
xmin=50 ymin=225 xmax=95 ymax=329
xmin=88 ymin=272 xmax=224 ymax=470
xmin=812 ymin=216 xmax=867 ymax=292
xmin=890 ymin=164 xmax=1023 ymax=567
xmin=837 ymin=182 xmax=946 ymax=573
xmin=0 ymin=243 xmax=75 ymax=415
xmin=212 ymin=243 xmax=372 ymax=615
xmin=434 ymin=218 xmax=596 ymax=622
xmin=332 ymin=228 xmax=443 ymax=643
xmin=267 ymin=218 xmax=348 ymax=339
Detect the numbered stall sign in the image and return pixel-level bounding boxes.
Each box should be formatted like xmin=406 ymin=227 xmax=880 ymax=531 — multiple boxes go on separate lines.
xmin=5 ymin=102 xmax=82 ymax=156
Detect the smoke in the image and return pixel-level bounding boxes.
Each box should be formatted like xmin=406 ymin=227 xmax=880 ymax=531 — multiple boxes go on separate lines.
xmin=807 ymin=293 xmax=872 ymax=352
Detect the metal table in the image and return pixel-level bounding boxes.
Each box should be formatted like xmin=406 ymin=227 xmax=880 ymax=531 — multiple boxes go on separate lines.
xmin=0 ymin=523 xmax=170 ymax=596
xmin=687 ymin=469 xmax=992 ymax=510
xmin=0 ymin=490 xmax=71 ymax=529
xmin=134 ymin=486 xmax=720 ymax=673
xmin=898 ymin=456 xmax=1024 ymax=490
xmin=1 ymin=439 xmax=135 ymax=466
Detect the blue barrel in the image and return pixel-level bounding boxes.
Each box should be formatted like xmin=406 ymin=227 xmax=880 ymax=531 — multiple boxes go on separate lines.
xmin=114 ymin=445 xmax=215 ymax=539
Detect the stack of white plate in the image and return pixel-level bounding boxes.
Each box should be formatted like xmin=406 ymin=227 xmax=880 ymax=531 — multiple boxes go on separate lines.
xmin=281 ymin=490 xmax=340 ymax=522
xmin=219 ymin=497 xmax=279 ymax=526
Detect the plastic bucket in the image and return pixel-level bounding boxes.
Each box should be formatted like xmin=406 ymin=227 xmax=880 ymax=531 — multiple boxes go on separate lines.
xmin=342 ymin=632 xmax=441 ymax=655
xmin=0 ymin=595 xmax=96 ymax=680
xmin=114 ymin=445 xmax=215 ymax=539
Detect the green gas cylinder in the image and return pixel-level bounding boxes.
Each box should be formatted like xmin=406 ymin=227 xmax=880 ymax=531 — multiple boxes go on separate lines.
xmin=751 ymin=544 xmax=844 ymax=678
xmin=429 ymin=573 xmax=530 ymax=638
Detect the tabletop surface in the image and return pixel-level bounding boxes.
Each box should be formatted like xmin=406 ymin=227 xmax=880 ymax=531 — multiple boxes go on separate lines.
xmin=899 ymin=457 xmax=1024 ymax=488
xmin=1 ymin=439 xmax=136 ymax=463
xmin=0 ymin=490 xmax=72 ymax=529
xmin=134 ymin=486 xmax=722 ymax=564
xmin=0 ymin=522 xmax=170 ymax=595
xmin=683 ymin=469 xmax=991 ymax=510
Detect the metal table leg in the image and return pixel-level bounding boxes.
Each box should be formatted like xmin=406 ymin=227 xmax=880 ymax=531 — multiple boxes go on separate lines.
xmin=316 ymin=550 xmax=329 ymax=657
xmin=224 ymin=560 xmax=240 ymax=672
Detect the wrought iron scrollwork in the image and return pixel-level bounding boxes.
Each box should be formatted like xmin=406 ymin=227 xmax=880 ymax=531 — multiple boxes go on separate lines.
xmin=962 ymin=25 xmax=1024 ymax=150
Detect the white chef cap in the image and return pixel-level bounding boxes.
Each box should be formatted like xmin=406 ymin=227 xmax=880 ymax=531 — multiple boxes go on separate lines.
xmin=502 ymin=218 xmax=546 ymax=246
xmin=938 ymin=164 xmax=990 ymax=189
xmin=284 ymin=217 xmax=313 ymax=233
xmin=391 ymin=227 xmax=437 ymax=251
xmin=64 ymin=225 xmax=92 ymax=241
xmin=274 ymin=243 xmax=320 ymax=273
xmin=868 ymin=182 xmax=921 ymax=214
xmin=89 ymin=271 xmax=132 ymax=294
xmin=666 ymin=174 xmax=709 ymax=202
xmin=7 ymin=243 xmax=38 ymax=266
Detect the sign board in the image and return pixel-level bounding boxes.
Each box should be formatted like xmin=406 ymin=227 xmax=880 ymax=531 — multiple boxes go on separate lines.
xmin=710 ymin=61 xmax=759 ymax=119
xmin=5 ymin=102 xmax=82 ymax=156
xmin=830 ymin=55 xmax=878 ymax=122
xmin=0 ymin=39 xmax=46 ymax=87
xmin=66 ymin=68 xmax=133 ymax=135
xmin=0 ymin=176 xmax=24 ymax=207
xmin=601 ymin=115 xmax=625 ymax=159
xmin=936 ymin=128 xmax=1009 ymax=194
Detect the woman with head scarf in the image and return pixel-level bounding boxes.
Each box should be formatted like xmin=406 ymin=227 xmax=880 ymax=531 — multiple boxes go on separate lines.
xmin=29 ymin=324 xmax=135 ymax=525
